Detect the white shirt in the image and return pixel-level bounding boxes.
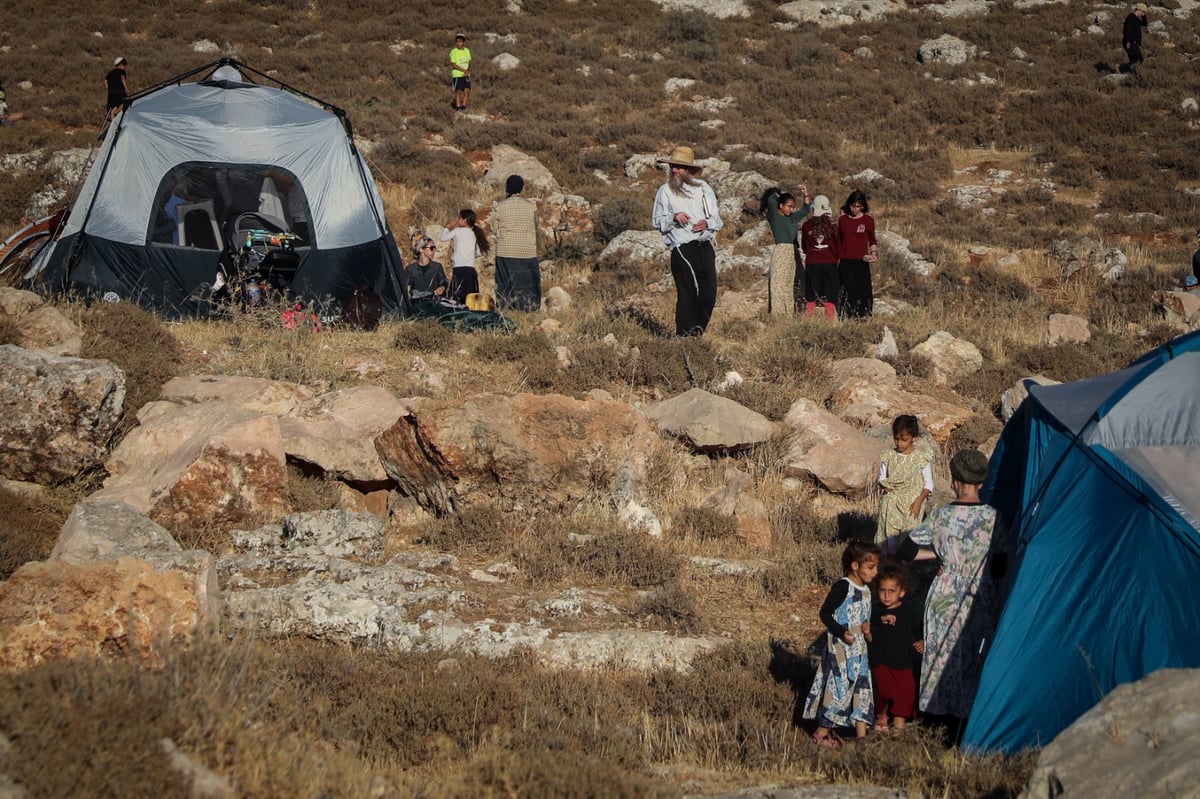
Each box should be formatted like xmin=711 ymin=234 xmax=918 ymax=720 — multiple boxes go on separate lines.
xmin=439 ymin=226 xmax=480 ymax=269
xmin=651 ymin=179 xmax=723 ymax=249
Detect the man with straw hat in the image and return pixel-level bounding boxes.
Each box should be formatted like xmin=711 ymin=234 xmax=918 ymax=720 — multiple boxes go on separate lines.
xmin=1121 ymin=3 xmax=1149 ymax=75
xmin=651 ymin=145 xmax=724 ymax=336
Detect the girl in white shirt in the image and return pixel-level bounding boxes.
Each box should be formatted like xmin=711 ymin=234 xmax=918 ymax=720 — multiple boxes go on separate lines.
xmin=440 ymin=209 xmax=490 ymax=305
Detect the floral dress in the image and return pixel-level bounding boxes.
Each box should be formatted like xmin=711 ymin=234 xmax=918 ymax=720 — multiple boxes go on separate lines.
xmin=803 ymin=578 xmax=875 ymax=728
xmin=908 ymin=502 xmax=1004 ymax=718
xmin=876 ymin=447 xmax=932 ymax=552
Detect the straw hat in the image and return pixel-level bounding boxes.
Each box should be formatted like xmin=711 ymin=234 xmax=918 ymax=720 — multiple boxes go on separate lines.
xmin=657 ymin=145 xmax=699 ymax=168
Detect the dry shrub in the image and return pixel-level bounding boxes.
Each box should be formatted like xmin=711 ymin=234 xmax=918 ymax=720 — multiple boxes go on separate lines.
xmin=955 ymin=361 xmax=1026 ymax=412
xmin=0 ymin=487 xmax=69 ymax=579
xmin=419 ymin=504 xmax=518 ymax=556
xmin=471 ymin=328 xmax=551 ymax=363
xmin=944 ymin=413 xmax=1003 ymax=454
xmin=673 ymin=506 xmax=738 ymax=541
xmin=591 ymin=193 xmax=645 ymax=244
xmin=771 ymin=500 xmax=844 ymax=586
xmin=392 ymin=318 xmax=457 ymax=354
xmin=632 ymin=336 xmax=724 ymax=393
xmin=286 ymin=462 xmax=342 ymax=513
xmin=0 ymin=315 xmax=19 ymax=345
xmin=516 ymin=528 xmax=681 ymax=588
xmin=632 ymin=580 xmax=702 ymax=633
xmin=79 ymin=302 xmax=183 ymax=440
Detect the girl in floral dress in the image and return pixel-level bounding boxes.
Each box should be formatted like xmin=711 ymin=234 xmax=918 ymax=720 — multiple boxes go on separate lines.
xmin=876 ymin=414 xmax=933 ymax=555
xmin=906 ymin=449 xmax=1006 ymax=742
xmin=803 ymin=540 xmax=881 ymax=747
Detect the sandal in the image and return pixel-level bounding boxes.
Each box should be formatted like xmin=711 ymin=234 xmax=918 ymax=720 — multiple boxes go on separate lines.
xmin=811 ymin=732 xmax=842 ymax=750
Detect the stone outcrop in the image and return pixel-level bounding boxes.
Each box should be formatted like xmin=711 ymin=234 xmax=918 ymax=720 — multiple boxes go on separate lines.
xmin=375 ymin=392 xmax=656 ymax=515
xmin=95 ymin=401 xmax=288 ymax=528
xmin=827 ymin=357 xmax=973 ymax=443
xmin=910 ymin=331 xmax=983 ymax=385
xmin=782 ymin=398 xmax=880 ymax=494
xmin=918 ymin=33 xmax=978 ymax=65
xmin=0 ymin=345 xmax=125 ymax=484
xmin=999 ymin=375 xmax=1059 ymax=422
xmin=1020 ymin=669 xmax=1200 ymax=799
xmin=646 ymin=388 xmax=778 ymax=454
xmin=1046 ymin=313 xmax=1091 ymax=346
xmin=1050 ymin=237 xmax=1127 ymax=281
xmin=277 ymin=385 xmax=408 ymax=487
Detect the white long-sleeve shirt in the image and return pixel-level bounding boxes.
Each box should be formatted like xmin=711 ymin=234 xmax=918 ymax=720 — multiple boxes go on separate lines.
xmin=651 ymin=179 xmax=723 ymax=249
xmin=439 ymin=226 xmax=480 ymax=269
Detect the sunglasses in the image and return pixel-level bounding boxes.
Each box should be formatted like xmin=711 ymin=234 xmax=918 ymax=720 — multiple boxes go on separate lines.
xmin=422 ymin=245 xmax=436 ymax=251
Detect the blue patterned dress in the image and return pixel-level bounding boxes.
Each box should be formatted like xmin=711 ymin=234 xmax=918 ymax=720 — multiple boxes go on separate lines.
xmin=803 ymin=577 xmax=875 ymax=728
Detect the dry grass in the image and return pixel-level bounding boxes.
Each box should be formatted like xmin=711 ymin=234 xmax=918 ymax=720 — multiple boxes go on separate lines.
xmin=7 ymin=0 xmax=1200 ymax=794
xmin=0 ymin=633 xmax=1034 ymax=798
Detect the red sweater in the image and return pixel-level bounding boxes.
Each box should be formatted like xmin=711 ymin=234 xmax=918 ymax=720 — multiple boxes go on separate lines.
xmin=837 ymin=213 xmax=877 ymax=260
xmin=800 ymin=218 xmax=840 ymax=264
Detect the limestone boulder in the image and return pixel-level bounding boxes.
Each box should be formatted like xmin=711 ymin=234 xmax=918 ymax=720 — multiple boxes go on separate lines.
xmin=159 ymin=374 xmax=312 ymax=415
xmin=910 ymin=331 xmax=983 ymax=385
xmin=782 ymin=398 xmax=880 ymax=495
xmin=279 ymin=385 xmax=407 ymax=487
xmin=93 ymin=400 xmax=287 ymax=527
xmin=0 ymin=287 xmax=42 ymax=317
xmin=1049 ymin=237 xmax=1127 ymax=281
xmin=1020 ymin=669 xmax=1200 ymax=799
xmin=542 ymin=192 xmax=594 ymax=242
xmin=876 ymin=230 xmax=936 ymax=276
xmin=0 ymin=556 xmax=216 ymax=669
xmin=999 ymin=375 xmax=1060 ymax=422
xmin=14 ymin=305 xmax=82 ymax=356
xmin=918 ymin=33 xmax=978 ymax=65
xmin=1046 ymin=313 xmax=1091 ymax=346
xmin=1157 ymin=289 xmax=1200 ymax=326
xmin=374 ymin=393 xmax=656 ymax=515
xmin=646 ymin=388 xmax=778 ymax=454
xmin=600 ymin=229 xmax=665 ymax=264
xmin=0 ymin=345 xmax=125 ymax=484
xmin=702 ymin=468 xmax=772 ymax=549
xmin=48 ymin=497 xmax=220 ymax=617
xmin=828 ymin=357 xmax=973 ymax=443
xmin=480 ymin=144 xmax=560 ymax=194
xmin=778 ymin=0 xmax=905 ymax=28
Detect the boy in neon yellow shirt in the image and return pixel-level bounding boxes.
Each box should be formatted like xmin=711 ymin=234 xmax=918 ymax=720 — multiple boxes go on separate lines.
xmin=449 ymin=33 xmax=471 ymax=110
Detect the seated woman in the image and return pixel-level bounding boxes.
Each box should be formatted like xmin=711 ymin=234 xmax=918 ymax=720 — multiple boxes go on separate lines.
xmin=404 ymin=236 xmax=449 ymax=303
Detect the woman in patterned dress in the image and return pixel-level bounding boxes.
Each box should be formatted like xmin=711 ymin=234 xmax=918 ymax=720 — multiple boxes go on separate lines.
xmin=803 ymin=540 xmax=881 ymax=747
xmin=905 ymin=449 xmax=1006 ymax=743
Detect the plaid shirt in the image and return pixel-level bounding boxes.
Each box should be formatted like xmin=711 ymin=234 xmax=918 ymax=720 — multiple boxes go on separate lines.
xmin=491 ymin=196 xmax=538 ymax=259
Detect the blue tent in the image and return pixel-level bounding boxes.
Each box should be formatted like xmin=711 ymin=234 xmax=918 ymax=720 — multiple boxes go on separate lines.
xmin=964 ymin=330 xmax=1200 ymax=753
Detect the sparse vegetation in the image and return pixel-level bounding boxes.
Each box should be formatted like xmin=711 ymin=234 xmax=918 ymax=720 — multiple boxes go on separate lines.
xmin=6 ymin=0 xmax=1199 ymax=794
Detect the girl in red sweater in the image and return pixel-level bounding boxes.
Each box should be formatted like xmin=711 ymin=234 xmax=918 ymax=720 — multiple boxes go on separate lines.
xmin=800 ymin=195 xmax=840 ymax=320
xmin=837 ymin=190 xmax=878 ymax=319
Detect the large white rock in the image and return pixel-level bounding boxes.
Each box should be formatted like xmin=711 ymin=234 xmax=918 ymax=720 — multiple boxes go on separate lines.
xmin=782 ymin=398 xmax=880 ymax=495
xmin=1020 ymin=669 xmax=1200 ymax=799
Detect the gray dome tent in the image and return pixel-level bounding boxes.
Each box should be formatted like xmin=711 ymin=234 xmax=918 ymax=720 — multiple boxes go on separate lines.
xmin=31 ymin=59 xmax=408 ymax=318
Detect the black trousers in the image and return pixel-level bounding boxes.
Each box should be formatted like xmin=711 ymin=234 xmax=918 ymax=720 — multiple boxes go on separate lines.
xmin=839 ymin=258 xmax=873 ymax=318
xmin=449 ymin=266 xmax=479 ymax=305
xmin=670 ymin=240 xmax=717 ymax=336
xmin=1122 ymin=43 xmax=1144 ymax=72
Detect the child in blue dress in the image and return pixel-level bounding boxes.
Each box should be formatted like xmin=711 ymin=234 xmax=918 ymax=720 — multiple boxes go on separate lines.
xmin=803 ymin=540 xmax=881 ymax=747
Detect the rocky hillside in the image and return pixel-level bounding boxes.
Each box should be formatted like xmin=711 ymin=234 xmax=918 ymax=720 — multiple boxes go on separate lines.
xmin=2 ymin=1 xmax=1200 ymax=796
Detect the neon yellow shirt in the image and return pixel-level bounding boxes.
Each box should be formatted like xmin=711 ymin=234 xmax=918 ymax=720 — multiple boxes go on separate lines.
xmin=450 ymin=46 xmax=471 ymax=78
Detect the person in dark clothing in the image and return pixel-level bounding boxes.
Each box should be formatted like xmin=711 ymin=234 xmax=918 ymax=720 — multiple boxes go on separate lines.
xmin=1121 ymin=3 xmax=1148 ymax=75
xmin=866 ymin=560 xmax=924 ymax=732
xmin=1191 ymin=229 xmax=1200 ymax=282
xmin=105 ymin=57 xmax=129 ymax=120
xmin=404 ymin=236 xmax=450 ymax=304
